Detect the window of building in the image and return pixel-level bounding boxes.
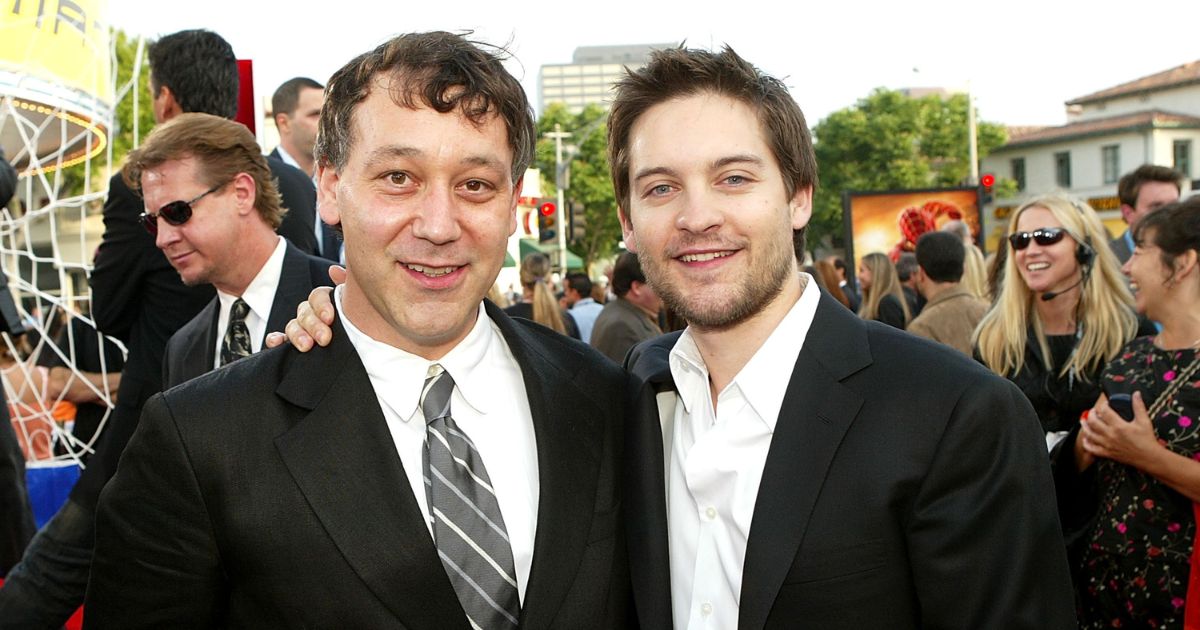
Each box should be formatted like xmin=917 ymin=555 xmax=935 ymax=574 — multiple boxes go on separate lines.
xmin=1102 ymin=145 xmax=1120 ymax=184
xmin=1054 ymin=151 xmax=1071 ymax=188
xmin=1175 ymin=140 xmax=1193 ymax=177
xmin=1011 ymin=157 xmax=1026 ymax=192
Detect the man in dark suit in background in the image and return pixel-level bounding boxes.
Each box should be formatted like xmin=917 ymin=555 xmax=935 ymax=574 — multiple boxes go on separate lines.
xmin=0 ymin=29 xmax=321 ymax=627
xmin=86 ymin=31 xmax=629 ymax=628
xmin=121 ymin=113 xmax=334 ymax=389
xmin=590 ymin=251 xmax=662 ymax=364
xmin=271 ymin=77 xmax=342 ymax=262
xmin=610 ymin=46 xmax=1076 ymax=629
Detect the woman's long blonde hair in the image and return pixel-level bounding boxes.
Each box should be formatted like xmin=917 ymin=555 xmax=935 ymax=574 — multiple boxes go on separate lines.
xmin=520 ymin=252 xmax=566 ymax=334
xmin=974 ymin=195 xmax=1137 ymax=379
xmin=858 ymin=252 xmax=910 ymax=324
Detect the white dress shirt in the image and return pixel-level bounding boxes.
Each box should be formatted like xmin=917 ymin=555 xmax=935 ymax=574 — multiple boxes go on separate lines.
xmin=337 ymin=287 xmax=540 ymax=602
xmin=213 ymin=236 xmax=287 ymax=368
xmin=667 ymin=274 xmax=820 ymax=630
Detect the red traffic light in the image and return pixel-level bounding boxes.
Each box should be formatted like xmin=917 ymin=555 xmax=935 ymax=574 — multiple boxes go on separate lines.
xmin=980 ymin=173 xmax=995 ymax=188
xmin=539 ymin=201 xmax=557 ymax=216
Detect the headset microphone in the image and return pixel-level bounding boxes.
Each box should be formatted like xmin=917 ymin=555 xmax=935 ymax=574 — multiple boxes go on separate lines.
xmin=1041 ymin=278 xmax=1084 ymax=302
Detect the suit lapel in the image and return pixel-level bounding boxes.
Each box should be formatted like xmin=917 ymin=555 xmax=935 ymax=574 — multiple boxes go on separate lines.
xmin=737 ymin=294 xmax=870 ymax=630
xmin=177 ymin=300 xmax=219 ymax=385
xmin=273 ymin=316 xmax=468 ymax=630
xmin=263 ymin=244 xmax=315 ymax=340
xmin=485 ymin=302 xmax=603 ymax=630
xmin=624 ymin=333 xmax=681 ymax=630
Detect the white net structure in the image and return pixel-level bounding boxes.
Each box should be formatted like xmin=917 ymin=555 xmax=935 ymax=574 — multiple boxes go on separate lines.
xmin=0 ymin=13 xmax=136 ymax=472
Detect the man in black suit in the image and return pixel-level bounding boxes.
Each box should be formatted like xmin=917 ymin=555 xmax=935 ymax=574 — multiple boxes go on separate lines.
xmin=271 ymin=77 xmax=342 ymax=262
xmin=0 ymin=29 xmax=320 ymax=626
xmin=609 ymin=46 xmax=1076 ymax=628
xmin=118 ymin=113 xmax=333 ymax=389
xmin=86 ymin=32 xmax=628 ymax=628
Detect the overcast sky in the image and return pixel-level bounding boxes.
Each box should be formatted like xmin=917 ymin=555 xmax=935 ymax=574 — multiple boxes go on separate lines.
xmin=108 ymin=0 xmax=1199 ymax=129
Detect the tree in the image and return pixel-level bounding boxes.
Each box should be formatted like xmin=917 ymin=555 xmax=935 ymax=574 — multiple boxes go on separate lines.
xmin=533 ymin=103 xmax=621 ymax=270
xmin=809 ymin=89 xmax=1007 ymax=247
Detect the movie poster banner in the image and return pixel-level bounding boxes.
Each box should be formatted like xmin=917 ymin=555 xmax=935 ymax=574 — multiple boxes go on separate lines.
xmin=842 ymin=187 xmax=983 ymax=272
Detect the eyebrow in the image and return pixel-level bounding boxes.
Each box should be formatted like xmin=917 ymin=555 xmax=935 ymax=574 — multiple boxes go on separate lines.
xmin=361 ymin=145 xmax=507 ymax=175
xmin=632 ymin=154 xmax=765 ymax=182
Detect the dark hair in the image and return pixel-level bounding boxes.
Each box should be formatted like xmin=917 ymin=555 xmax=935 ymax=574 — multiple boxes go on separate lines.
xmin=564 ymin=272 xmax=592 ymax=299
xmin=316 ymin=31 xmax=535 ymax=183
xmin=122 ymin=113 xmax=285 ymax=229
xmin=832 ymin=257 xmax=848 ymax=275
xmin=895 ymin=253 xmax=919 ymax=282
xmin=148 ymin=30 xmax=239 ymax=119
xmin=272 ymin=77 xmax=324 ymax=118
xmin=1133 ymin=195 xmax=1200 ymax=283
xmin=611 ymin=251 xmax=646 ymax=298
xmin=608 ymin=45 xmax=818 ymax=261
xmin=915 ymin=231 xmax=966 ymax=283
xmin=1118 ymin=164 xmax=1183 ymax=208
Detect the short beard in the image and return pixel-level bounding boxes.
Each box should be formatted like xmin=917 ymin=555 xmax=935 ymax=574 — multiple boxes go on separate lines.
xmin=640 ymin=235 xmax=795 ymax=332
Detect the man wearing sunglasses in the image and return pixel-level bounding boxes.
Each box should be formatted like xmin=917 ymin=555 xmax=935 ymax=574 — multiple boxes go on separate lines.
xmin=0 ymin=29 xmax=323 ymax=627
xmin=126 ymin=113 xmax=333 ymax=388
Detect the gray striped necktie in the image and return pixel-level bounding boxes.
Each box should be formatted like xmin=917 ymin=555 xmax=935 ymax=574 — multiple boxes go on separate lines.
xmin=220 ymin=298 xmax=252 ymax=366
xmin=421 ymin=366 xmax=521 ymax=630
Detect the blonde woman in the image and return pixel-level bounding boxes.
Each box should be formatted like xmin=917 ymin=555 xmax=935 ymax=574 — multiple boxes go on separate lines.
xmin=974 ymin=195 xmax=1149 ymax=442
xmin=503 ymin=252 xmax=580 ymax=339
xmin=857 ymin=252 xmax=910 ymax=329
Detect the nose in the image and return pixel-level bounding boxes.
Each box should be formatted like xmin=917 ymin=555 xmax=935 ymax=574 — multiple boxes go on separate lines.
xmin=410 ymin=187 xmax=462 ymax=245
xmin=674 ymin=188 xmax=724 ymax=234
xmin=1121 ymin=256 xmax=1132 ymax=277
xmin=154 ymin=216 xmax=180 ymax=250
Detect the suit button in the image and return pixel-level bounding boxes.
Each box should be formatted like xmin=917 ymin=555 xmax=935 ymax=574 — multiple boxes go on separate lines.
xmin=700 ymin=602 xmax=713 ymax=616
xmin=705 ymin=507 xmax=717 ymax=520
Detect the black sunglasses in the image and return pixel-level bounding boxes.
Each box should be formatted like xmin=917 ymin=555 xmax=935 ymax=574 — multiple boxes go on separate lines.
xmin=1008 ymin=227 xmax=1067 ymax=251
xmin=139 ymin=182 xmax=225 ymax=235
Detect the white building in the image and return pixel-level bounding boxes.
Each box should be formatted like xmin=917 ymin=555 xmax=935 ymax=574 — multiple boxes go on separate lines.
xmin=538 ymin=44 xmax=672 ymax=114
xmin=980 ymin=60 xmax=1200 ymax=249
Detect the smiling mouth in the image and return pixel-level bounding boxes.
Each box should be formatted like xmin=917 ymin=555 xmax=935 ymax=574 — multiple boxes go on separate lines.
xmin=405 ymin=263 xmax=460 ymax=277
xmin=679 ymin=251 xmax=734 ymax=263
xmin=1026 ymin=262 xmax=1050 ymax=271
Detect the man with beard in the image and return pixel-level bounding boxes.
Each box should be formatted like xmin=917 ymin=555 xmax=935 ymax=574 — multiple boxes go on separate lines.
xmin=609 ymin=47 xmax=1076 ymax=629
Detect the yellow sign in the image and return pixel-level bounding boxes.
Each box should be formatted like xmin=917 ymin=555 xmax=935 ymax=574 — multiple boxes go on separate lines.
xmin=0 ymin=0 xmax=112 ymax=105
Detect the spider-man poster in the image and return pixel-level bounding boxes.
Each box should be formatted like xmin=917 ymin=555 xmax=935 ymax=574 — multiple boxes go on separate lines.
xmin=841 ymin=187 xmax=983 ymax=270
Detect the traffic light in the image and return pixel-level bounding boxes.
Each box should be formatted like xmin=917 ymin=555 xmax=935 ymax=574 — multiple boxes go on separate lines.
xmin=980 ymin=173 xmax=995 ymax=206
xmin=537 ymin=197 xmax=557 ymax=243
xmin=568 ymin=201 xmax=586 ymax=241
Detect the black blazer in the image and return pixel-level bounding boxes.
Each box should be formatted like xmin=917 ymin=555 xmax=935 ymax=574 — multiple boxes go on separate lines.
xmin=269 ymin=148 xmax=339 ymax=261
xmin=623 ymin=292 xmax=1077 ymax=630
xmin=267 ymin=154 xmax=319 ymax=257
xmin=86 ymin=302 xmax=630 ymax=629
xmin=161 ymin=243 xmax=333 ymax=389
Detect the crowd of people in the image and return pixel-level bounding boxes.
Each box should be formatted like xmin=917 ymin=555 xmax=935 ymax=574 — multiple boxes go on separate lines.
xmin=0 ymin=25 xmax=1196 ymax=630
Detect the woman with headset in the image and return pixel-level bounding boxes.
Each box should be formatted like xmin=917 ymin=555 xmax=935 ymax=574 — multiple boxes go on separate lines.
xmin=974 ymin=195 xmax=1149 ymax=447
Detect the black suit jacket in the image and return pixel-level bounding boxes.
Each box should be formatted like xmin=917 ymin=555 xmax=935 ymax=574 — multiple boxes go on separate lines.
xmin=86 ymin=302 xmax=630 ymax=629
xmin=268 ymin=155 xmax=319 ymax=257
xmin=624 ymin=292 xmax=1076 ymax=629
xmin=269 ymin=148 xmax=338 ymax=261
xmin=161 ymin=243 xmax=333 ymax=389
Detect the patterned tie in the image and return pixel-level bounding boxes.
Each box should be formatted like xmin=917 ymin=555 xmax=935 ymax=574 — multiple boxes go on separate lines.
xmin=220 ymin=298 xmax=252 ymax=366
xmin=421 ymin=365 xmax=521 ymax=630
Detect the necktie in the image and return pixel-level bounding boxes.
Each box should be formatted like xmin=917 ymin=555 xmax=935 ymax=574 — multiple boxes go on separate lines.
xmin=220 ymin=298 xmax=252 ymax=366
xmin=422 ymin=366 xmax=520 ymax=630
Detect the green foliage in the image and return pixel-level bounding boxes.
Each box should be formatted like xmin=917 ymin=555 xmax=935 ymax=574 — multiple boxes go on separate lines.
xmin=534 ymin=103 xmax=621 ymax=271
xmin=810 ymin=88 xmax=1007 ymax=247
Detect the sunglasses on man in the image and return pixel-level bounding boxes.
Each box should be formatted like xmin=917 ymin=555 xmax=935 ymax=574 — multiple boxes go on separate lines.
xmin=139 ymin=182 xmax=225 ymax=235
xmin=1008 ymin=227 xmax=1067 ymax=251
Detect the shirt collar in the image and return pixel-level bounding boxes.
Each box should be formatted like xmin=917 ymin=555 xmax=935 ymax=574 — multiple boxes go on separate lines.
xmin=216 ymin=236 xmax=286 ymax=322
xmin=274 ymin=144 xmax=300 ymax=170
xmin=923 ymin=285 xmax=972 ymax=308
xmin=668 ymin=273 xmax=820 ymax=432
xmin=337 ymin=286 xmax=494 ymax=422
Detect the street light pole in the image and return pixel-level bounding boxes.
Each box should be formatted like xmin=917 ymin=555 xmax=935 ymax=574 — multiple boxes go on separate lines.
xmin=967 ymin=81 xmax=979 ymax=185
xmin=544 ymin=123 xmax=572 ymax=273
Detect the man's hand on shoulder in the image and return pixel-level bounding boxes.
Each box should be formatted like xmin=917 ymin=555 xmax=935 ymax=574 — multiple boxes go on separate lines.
xmin=265 ymin=265 xmax=344 ymax=351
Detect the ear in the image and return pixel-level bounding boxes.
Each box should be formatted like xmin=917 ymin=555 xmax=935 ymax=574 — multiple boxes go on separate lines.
xmin=507 ymin=174 xmax=522 ymax=238
xmin=790 ymin=185 xmax=814 ymax=230
xmin=317 ymin=162 xmax=341 ymax=227
xmin=231 ymin=172 xmax=256 ymax=216
xmin=1119 ymin=204 xmax=1136 ymax=225
xmin=618 ymin=206 xmax=638 ymax=253
xmin=1176 ymin=248 xmax=1199 ymax=280
xmin=274 ymin=113 xmax=291 ymax=135
xmin=157 ymin=85 xmax=183 ymax=122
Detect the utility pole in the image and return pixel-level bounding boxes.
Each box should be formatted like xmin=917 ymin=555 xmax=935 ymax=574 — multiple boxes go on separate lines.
xmin=967 ymin=81 xmax=979 ymax=185
xmin=544 ymin=124 xmax=572 ymax=273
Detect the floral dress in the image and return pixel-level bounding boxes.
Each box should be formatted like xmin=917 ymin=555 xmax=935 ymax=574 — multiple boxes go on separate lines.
xmin=1077 ymin=337 xmax=1200 ymax=628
